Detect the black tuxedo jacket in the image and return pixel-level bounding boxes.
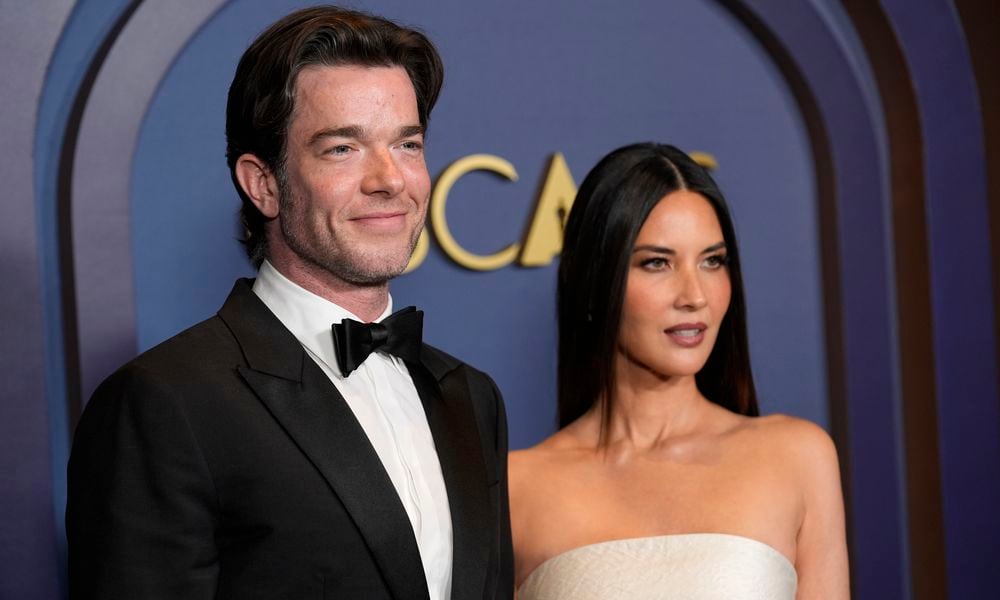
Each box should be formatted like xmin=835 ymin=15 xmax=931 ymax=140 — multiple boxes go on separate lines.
xmin=67 ymin=279 xmax=513 ymax=599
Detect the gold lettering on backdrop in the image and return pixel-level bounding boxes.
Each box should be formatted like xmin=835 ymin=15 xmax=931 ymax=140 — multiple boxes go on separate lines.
xmin=519 ymin=152 xmax=577 ymax=267
xmin=403 ymin=228 xmax=429 ymax=273
xmin=430 ymin=154 xmax=521 ymax=271
xmin=404 ymin=150 xmax=717 ymax=273
xmin=689 ymin=151 xmax=718 ymax=170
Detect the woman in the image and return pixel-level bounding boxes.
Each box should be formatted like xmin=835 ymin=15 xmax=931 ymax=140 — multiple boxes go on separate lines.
xmin=510 ymin=143 xmax=848 ymax=599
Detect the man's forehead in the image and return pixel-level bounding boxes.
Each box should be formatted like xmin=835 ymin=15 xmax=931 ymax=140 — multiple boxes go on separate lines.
xmin=285 ymin=63 xmax=420 ymax=140
xmin=292 ymin=63 xmax=414 ymax=96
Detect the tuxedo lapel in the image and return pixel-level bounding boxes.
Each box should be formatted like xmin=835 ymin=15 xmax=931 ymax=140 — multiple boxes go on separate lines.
xmin=219 ymin=280 xmax=429 ymax=600
xmin=409 ymin=353 xmax=494 ymax=600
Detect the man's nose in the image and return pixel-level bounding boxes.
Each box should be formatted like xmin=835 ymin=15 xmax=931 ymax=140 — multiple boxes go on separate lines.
xmin=361 ymin=148 xmax=405 ymax=197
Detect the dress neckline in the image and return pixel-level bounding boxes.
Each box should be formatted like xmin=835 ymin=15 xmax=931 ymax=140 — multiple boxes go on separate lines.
xmin=519 ymin=532 xmax=795 ymax=592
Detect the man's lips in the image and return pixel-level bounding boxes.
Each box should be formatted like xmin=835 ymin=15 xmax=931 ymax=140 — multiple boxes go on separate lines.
xmin=349 ymin=211 xmax=407 ymax=221
xmin=664 ymin=322 xmax=707 ymax=347
xmin=348 ymin=211 xmax=408 ymax=230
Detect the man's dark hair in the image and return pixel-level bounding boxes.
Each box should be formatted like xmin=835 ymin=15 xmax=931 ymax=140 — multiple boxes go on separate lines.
xmin=225 ymin=5 xmax=444 ymax=266
xmin=557 ymin=143 xmax=759 ymax=441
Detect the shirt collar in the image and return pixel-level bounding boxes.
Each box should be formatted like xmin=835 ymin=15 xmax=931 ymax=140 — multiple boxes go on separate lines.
xmin=252 ymin=260 xmax=393 ymax=377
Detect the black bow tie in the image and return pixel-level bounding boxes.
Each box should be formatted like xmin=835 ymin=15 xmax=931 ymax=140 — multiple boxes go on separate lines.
xmin=331 ymin=307 xmax=424 ymax=377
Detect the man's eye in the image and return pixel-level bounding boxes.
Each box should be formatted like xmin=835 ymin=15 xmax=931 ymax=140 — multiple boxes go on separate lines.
xmin=328 ymin=145 xmax=351 ymax=155
xmin=400 ymin=140 xmax=423 ymax=151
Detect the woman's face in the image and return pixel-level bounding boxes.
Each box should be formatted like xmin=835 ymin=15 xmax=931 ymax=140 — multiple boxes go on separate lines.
xmin=618 ymin=190 xmax=732 ymax=379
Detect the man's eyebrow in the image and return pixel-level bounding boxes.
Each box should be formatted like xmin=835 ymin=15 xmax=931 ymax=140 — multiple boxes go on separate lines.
xmin=306 ymin=124 xmax=424 ymax=147
xmin=307 ymin=125 xmax=365 ymax=146
xmin=399 ymin=125 xmax=424 ymax=138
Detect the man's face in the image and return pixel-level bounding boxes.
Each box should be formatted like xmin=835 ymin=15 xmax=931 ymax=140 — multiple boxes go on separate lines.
xmin=275 ymin=64 xmax=430 ymax=286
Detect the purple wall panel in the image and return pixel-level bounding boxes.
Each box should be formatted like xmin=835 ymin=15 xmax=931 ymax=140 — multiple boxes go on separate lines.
xmin=72 ymin=0 xmax=229 ymax=402
xmin=0 ymin=3 xmax=74 ymax=599
xmin=737 ymin=1 xmax=908 ymax=596
xmin=881 ymin=1 xmax=1000 ymax=596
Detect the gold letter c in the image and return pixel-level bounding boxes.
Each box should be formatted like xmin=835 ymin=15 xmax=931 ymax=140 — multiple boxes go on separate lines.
xmin=430 ymin=154 xmax=521 ymax=271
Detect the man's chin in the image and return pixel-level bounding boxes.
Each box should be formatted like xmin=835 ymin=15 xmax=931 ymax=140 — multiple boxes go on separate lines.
xmin=339 ymin=264 xmax=403 ymax=287
xmin=333 ymin=254 xmax=412 ymax=286
xmin=283 ymin=234 xmax=417 ymax=286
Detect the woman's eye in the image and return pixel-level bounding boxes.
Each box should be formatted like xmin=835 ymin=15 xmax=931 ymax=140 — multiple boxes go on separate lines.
xmin=641 ymin=257 xmax=670 ymax=270
xmin=703 ymin=254 xmax=729 ymax=269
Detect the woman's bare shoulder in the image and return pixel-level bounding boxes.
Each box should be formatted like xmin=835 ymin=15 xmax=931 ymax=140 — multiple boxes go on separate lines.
xmin=510 ymin=428 xmax=597 ymax=503
xmin=750 ymin=413 xmax=836 ymax=453
xmin=752 ymin=417 xmax=847 ymax=596
xmin=510 ymin=429 xmax=584 ymax=473
xmin=741 ymin=414 xmax=841 ymax=488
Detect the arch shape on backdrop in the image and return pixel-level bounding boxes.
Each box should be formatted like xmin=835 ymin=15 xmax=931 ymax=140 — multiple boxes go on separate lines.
xmin=53 ymin=1 xmax=928 ymax=598
xmin=720 ymin=2 xmax=904 ymax=597
xmin=67 ymin=0 xmax=230 ymax=415
xmin=127 ymin=0 xmax=825 ymax=457
xmin=877 ymin=1 xmax=1000 ymax=597
xmin=841 ymin=1 xmax=945 ymax=596
xmin=2 ymin=3 xmax=75 ymax=599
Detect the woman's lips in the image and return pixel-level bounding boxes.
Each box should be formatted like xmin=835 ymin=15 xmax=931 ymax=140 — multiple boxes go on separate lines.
xmin=664 ymin=322 xmax=707 ymax=347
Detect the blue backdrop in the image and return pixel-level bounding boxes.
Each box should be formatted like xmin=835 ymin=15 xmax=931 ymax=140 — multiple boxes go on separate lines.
xmin=2 ymin=1 xmax=997 ymax=598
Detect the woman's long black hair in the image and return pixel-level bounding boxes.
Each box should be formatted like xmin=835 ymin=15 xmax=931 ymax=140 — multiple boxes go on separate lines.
xmin=557 ymin=143 xmax=758 ymax=435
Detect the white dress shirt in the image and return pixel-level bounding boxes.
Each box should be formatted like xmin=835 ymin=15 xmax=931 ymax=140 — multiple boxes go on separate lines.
xmin=253 ymin=261 xmax=453 ymax=600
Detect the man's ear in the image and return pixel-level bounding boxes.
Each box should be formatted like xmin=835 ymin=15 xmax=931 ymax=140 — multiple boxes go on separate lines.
xmin=235 ymin=154 xmax=280 ymax=218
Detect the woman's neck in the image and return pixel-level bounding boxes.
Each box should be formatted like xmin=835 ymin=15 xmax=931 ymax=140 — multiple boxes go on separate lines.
xmin=576 ymin=354 xmax=714 ymax=458
xmin=610 ymin=376 xmax=702 ymax=443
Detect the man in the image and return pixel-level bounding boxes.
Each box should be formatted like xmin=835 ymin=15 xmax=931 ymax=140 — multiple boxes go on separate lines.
xmin=67 ymin=7 xmax=512 ymax=599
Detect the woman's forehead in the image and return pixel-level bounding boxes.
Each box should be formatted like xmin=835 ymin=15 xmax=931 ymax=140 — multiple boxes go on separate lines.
xmin=636 ymin=191 xmax=723 ymax=246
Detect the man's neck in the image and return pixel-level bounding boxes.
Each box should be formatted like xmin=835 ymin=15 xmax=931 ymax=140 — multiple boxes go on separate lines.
xmin=264 ymin=258 xmax=389 ymax=322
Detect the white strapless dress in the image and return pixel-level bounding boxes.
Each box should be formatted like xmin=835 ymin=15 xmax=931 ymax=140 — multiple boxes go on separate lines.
xmin=517 ymin=533 xmax=797 ymax=600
